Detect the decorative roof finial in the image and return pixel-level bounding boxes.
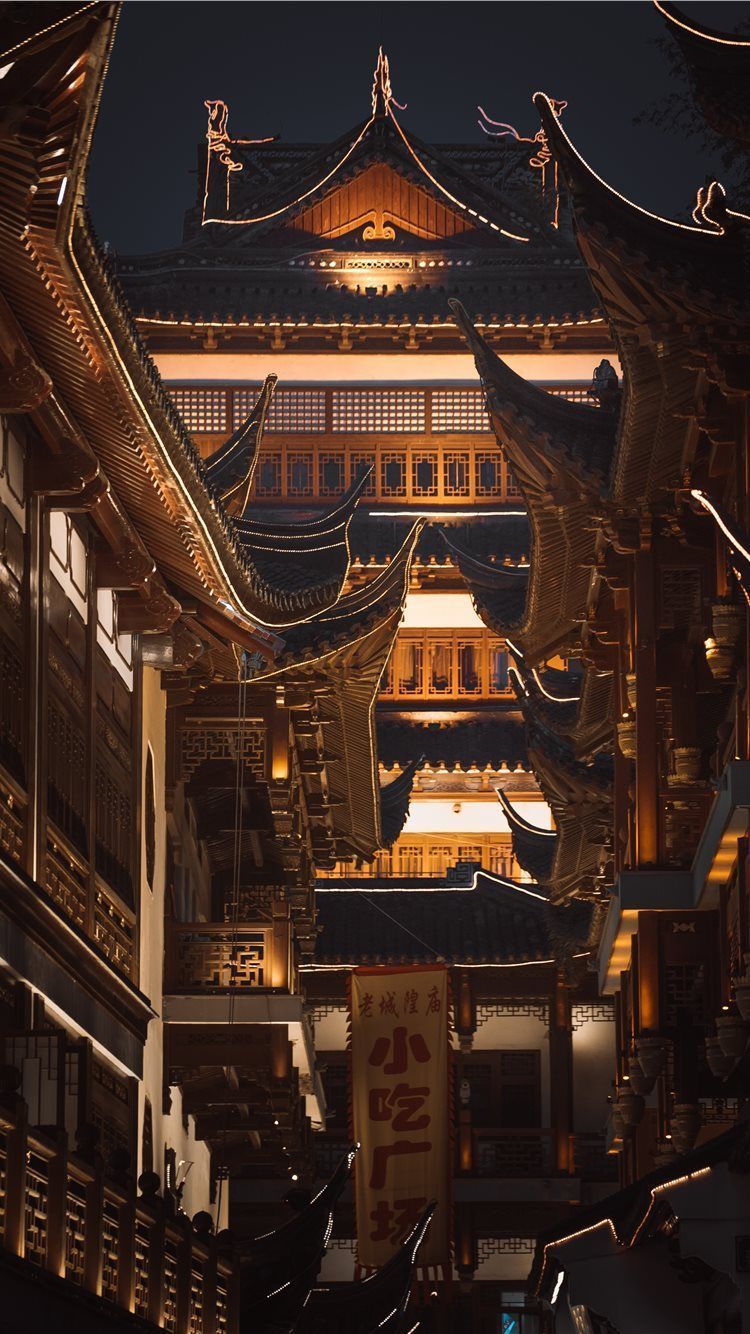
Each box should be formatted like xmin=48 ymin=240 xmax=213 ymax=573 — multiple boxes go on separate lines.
xmin=371 ymin=47 xmax=393 ymax=118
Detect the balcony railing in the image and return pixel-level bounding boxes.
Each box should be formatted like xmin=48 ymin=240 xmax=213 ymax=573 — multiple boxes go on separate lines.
xmin=165 ymin=916 xmax=293 ymax=994
xmin=0 ymin=1092 xmax=238 ymax=1331
xmin=471 ymin=1129 xmax=554 ymax=1178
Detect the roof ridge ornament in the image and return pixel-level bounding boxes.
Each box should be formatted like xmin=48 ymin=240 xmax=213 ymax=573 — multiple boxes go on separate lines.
xmin=478 ymin=99 xmax=568 ymax=229
xmin=371 ymin=46 xmax=404 ymax=118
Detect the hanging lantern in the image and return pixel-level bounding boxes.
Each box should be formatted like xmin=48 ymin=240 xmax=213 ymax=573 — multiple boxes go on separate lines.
xmin=635 ymin=1035 xmax=667 ymax=1079
xmin=617 ymin=715 xmax=637 ymax=760
xmin=716 ymin=1013 xmax=749 ymax=1062
xmin=617 ymin=1085 xmax=645 ymax=1127
xmin=705 ymin=1035 xmax=737 ymax=1079
xmin=732 ymin=955 xmax=750 ymax=1022
xmin=627 ymin=1056 xmax=655 ymax=1097
xmin=670 ymin=1102 xmax=701 ymax=1155
xmin=671 ymin=746 xmax=703 ymax=785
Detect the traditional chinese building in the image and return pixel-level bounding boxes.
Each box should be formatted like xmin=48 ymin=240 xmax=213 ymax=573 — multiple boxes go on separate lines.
xmin=17 ymin=1 xmax=750 ymax=1331
xmin=110 ymin=38 xmax=628 ymax=1334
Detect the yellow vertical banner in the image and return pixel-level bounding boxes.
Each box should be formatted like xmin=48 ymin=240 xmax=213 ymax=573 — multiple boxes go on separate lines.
xmin=350 ymin=964 xmax=450 ymax=1268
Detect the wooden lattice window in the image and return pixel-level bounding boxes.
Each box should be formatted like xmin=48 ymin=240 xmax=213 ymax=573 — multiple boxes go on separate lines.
xmin=489 ymin=642 xmax=510 ymax=695
xmin=268 ymin=387 xmax=326 ymax=433
xmin=398 ymin=845 xmax=423 ymax=876
xmin=443 ymin=452 xmax=471 ymax=497
xmin=286 ymin=451 xmax=313 ymax=497
xmin=427 ymin=639 xmax=452 ymax=695
xmin=476 ymin=452 xmax=502 ymax=498
xmin=170 ymin=388 xmax=227 ymax=434
xmin=397 ymin=641 xmax=423 ymax=695
xmin=381 ymin=453 xmax=406 ymax=497
xmin=255 ymin=453 xmax=281 ymax=496
xmin=412 ymin=453 xmax=438 ymax=498
xmin=458 ymin=641 xmax=482 ymax=695
xmin=432 ymin=388 xmax=490 ymax=433
xmin=331 ymin=388 xmax=425 ymax=433
xmin=350 ymin=453 xmax=376 ymax=496
xmin=319 ymin=453 xmax=345 ymax=497
xmin=505 ymin=466 xmax=523 ymax=499
xmin=134 ymin=1219 xmax=151 ymax=1318
xmin=65 ymin=1177 xmax=86 ymax=1282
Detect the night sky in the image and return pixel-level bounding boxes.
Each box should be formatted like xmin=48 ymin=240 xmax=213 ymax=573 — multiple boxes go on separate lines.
xmin=87 ymin=1 xmax=747 ymax=256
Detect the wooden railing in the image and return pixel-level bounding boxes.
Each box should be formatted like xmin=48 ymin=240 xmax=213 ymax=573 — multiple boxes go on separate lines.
xmin=0 ymin=1093 xmax=238 ymax=1331
xmin=470 ymin=1129 xmax=554 ymax=1178
xmin=165 ymin=912 xmax=293 ymax=994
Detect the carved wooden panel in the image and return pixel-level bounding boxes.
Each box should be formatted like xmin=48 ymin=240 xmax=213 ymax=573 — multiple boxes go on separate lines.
xmin=169 ymin=924 xmax=270 ymax=990
xmin=93 ymin=887 xmax=135 ymax=977
xmin=288 ymin=163 xmax=475 ymax=242
xmin=178 ymin=723 xmax=267 ymax=783
xmin=45 ymin=839 xmax=87 ymax=928
xmin=65 ymin=1178 xmax=87 ymax=1284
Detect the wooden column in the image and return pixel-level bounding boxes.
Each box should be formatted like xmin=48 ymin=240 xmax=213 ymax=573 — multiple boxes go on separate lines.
xmin=633 ymin=547 xmax=660 ymax=866
xmin=636 ymin=913 xmax=661 ymax=1034
xmin=549 ymin=973 xmax=574 ymax=1175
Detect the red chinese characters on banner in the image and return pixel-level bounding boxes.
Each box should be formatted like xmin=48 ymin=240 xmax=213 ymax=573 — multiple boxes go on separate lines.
xmin=350 ymin=966 xmax=449 ymax=1267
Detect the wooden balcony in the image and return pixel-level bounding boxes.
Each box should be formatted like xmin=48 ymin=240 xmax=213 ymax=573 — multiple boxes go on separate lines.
xmin=163 ymin=910 xmax=324 ymax=1132
xmin=470 ymin=1128 xmax=554 ymax=1179
xmin=165 ymin=913 xmax=293 ymax=995
xmin=381 ymin=629 xmax=513 ymax=702
xmin=0 ymin=1091 xmax=238 ymax=1332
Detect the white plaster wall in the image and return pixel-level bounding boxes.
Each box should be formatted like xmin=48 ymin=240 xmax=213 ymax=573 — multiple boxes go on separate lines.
xmin=572 ymin=1010 xmax=616 ymax=1134
xmin=138 ymin=668 xmax=220 ymax=1223
xmin=473 ymin=1008 xmax=551 ymax=1125
xmin=312 ymin=1006 xmax=348 ymax=1051
xmin=318 ymin=1240 xmax=357 ymax=1282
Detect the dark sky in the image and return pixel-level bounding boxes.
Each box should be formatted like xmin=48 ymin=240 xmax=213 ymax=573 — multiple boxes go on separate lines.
xmin=87 ymin=1 xmax=747 ymax=256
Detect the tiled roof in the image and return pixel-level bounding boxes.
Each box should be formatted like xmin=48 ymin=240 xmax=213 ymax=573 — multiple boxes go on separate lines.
xmin=314 ymin=872 xmax=592 ymax=966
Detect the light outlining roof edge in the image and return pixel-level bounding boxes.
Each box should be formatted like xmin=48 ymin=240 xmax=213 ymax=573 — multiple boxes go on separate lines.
xmin=58 ymin=221 xmax=370 ymax=634
xmin=496 ymin=788 xmax=557 ymax=839
xmin=537 ymin=1164 xmax=714 ymax=1293
xmin=654 ymin=0 xmax=750 ymax=48
xmin=0 ymin=1 xmax=98 ymax=61
xmin=533 ymin=90 xmax=732 ymax=236
xmin=200 ymin=56 xmax=531 ymax=243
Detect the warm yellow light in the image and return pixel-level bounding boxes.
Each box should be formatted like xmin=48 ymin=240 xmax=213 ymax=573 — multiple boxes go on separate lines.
xmin=155 ymin=350 xmax=619 ymax=384
xmin=401 ymin=591 xmax=485 ymax=629
xmin=403 ymin=797 xmax=552 ymax=836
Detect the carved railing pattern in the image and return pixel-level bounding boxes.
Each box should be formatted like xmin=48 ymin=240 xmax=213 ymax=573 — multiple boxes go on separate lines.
xmin=167 ymin=923 xmax=272 ymax=991
xmin=0 ymin=788 xmax=23 ymax=866
xmin=163 ymin=1237 xmax=179 ymax=1332
xmin=45 ymin=836 xmax=88 ymax=929
xmin=24 ymin=1150 xmax=49 ymax=1265
xmin=92 ymin=886 xmax=135 ymax=978
xmin=178 ymin=723 xmax=267 ymax=783
xmin=65 ymin=1176 xmax=87 ymax=1283
xmin=473 ymin=1129 xmax=553 ymax=1178
xmin=0 ymin=1098 xmax=239 ymax=1330
xmin=101 ymin=1196 xmax=120 ymax=1302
